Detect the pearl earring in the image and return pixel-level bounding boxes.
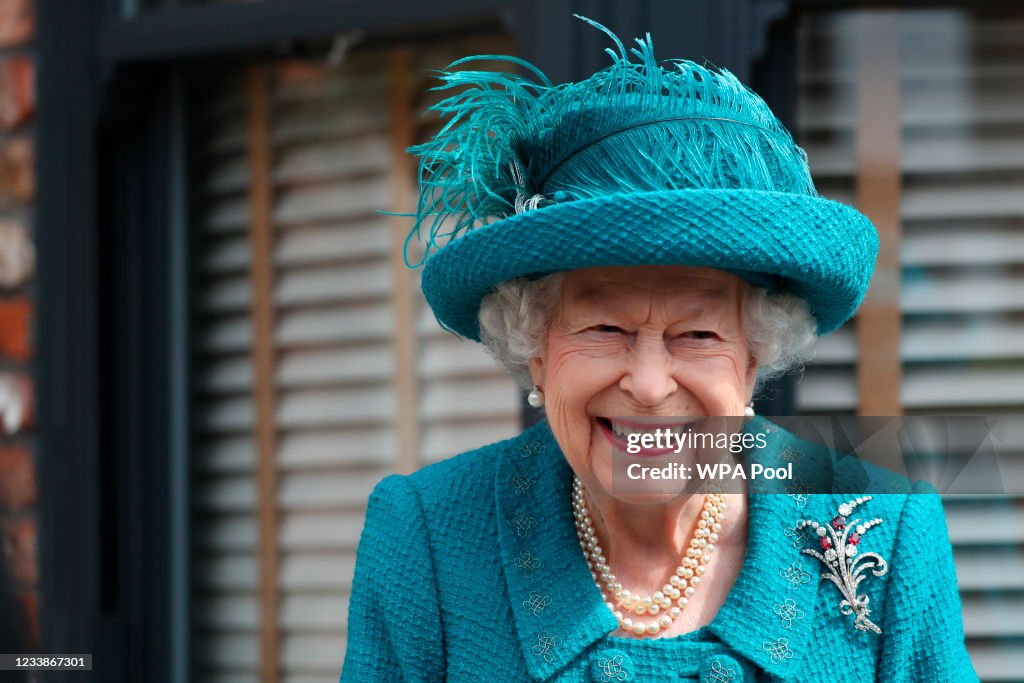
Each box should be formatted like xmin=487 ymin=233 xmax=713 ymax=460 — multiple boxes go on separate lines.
xmin=744 ymin=401 xmax=755 ymax=417
xmin=527 ymin=385 xmax=545 ymax=408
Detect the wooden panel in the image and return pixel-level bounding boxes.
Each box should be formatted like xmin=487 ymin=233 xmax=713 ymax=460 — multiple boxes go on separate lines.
xmin=388 ymin=46 xmax=420 ymax=475
xmin=854 ymin=10 xmax=902 ymax=417
xmin=244 ymin=64 xmax=281 ymax=683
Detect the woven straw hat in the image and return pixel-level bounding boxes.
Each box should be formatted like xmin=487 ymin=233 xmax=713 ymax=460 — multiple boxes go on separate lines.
xmin=405 ymin=16 xmax=878 ymax=340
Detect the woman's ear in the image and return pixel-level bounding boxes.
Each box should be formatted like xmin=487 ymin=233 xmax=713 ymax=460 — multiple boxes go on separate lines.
xmin=745 ymin=354 xmax=759 ymax=402
xmin=528 ymin=356 xmax=545 ymax=388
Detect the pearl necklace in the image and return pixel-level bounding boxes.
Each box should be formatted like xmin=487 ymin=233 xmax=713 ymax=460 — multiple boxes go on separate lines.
xmin=572 ymin=475 xmax=727 ymax=637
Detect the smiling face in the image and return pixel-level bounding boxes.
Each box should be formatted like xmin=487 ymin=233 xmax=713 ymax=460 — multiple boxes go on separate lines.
xmin=528 ymin=265 xmax=758 ymax=502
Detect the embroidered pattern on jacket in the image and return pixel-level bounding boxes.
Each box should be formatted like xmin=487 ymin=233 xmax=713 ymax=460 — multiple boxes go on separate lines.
xmin=596 ymin=654 xmax=628 ymax=682
xmin=703 ymin=659 xmax=737 ymax=682
xmin=780 ymin=561 xmax=811 ymax=589
xmin=523 ymin=591 xmax=551 ymax=616
xmin=773 ymin=597 xmax=805 ymax=629
xmin=762 ymin=637 xmax=794 ymax=664
xmin=510 ymin=470 xmax=536 ymax=494
xmin=531 ymin=631 xmax=561 ymax=663
xmin=513 ymin=549 xmax=541 ymax=578
xmin=509 ymin=507 xmax=538 ymax=537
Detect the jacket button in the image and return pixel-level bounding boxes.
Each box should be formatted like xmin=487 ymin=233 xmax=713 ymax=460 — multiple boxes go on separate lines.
xmin=590 ymin=649 xmax=634 ymax=682
xmin=699 ymin=654 xmax=743 ymax=682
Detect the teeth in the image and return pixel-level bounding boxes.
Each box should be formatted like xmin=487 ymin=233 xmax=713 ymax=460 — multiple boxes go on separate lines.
xmin=609 ymin=421 xmax=692 ymax=439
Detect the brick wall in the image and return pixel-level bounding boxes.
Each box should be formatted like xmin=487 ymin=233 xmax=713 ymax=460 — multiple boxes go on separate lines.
xmin=0 ymin=0 xmax=38 ymax=651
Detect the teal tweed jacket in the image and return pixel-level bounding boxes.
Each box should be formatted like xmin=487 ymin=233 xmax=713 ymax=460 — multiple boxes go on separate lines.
xmin=340 ymin=419 xmax=978 ymax=682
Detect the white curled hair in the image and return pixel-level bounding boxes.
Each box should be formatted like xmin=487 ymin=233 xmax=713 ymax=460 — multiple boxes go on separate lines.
xmin=477 ymin=272 xmax=817 ymax=393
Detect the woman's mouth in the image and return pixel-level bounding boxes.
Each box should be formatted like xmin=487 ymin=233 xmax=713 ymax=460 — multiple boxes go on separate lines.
xmin=595 ymin=416 xmax=701 ymax=456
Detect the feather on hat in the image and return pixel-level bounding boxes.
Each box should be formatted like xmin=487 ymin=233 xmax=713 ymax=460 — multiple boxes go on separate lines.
xmin=404 ymin=16 xmax=879 ymax=339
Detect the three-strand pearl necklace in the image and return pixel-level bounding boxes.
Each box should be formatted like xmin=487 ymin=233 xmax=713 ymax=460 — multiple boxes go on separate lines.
xmin=572 ymin=475 xmax=727 ymax=637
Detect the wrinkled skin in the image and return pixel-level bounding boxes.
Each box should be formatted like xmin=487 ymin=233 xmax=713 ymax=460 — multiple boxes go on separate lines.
xmin=529 ymin=265 xmax=755 ymax=638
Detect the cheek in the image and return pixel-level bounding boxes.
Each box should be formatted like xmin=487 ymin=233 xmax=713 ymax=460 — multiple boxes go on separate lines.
xmin=717 ymin=349 xmax=753 ymax=387
xmin=676 ymin=348 xmax=754 ymax=411
xmin=723 ymin=355 xmax=755 ymax=405
xmin=544 ymin=341 xmax=621 ymax=407
xmin=542 ymin=340 xmax=619 ymax=453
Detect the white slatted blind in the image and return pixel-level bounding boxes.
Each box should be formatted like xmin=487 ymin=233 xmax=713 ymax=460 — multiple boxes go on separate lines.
xmin=410 ymin=37 xmax=524 ymax=464
xmin=190 ymin=35 xmax=519 ymax=683
xmin=798 ymin=9 xmax=1024 ymax=680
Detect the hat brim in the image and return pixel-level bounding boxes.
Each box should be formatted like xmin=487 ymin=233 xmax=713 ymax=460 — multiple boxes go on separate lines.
xmin=420 ymin=189 xmax=879 ymax=340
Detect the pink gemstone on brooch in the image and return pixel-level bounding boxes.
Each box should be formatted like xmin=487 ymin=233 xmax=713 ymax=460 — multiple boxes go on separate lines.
xmin=831 ymin=515 xmax=847 ymax=530
xmin=820 ymin=537 xmax=833 ymax=550
xmin=848 ymin=533 xmax=861 ymax=545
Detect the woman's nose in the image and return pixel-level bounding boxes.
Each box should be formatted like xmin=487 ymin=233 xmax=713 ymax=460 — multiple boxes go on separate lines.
xmin=618 ymin=337 xmax=678 ymax=406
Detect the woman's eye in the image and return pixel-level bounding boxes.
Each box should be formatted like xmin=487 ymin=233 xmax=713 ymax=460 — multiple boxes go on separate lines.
xmin=584 ymin=324 xmax=628 ymax=336
xmin=681 ymin=330 xmax=717 ymax=340
xmin=591 ymin=325 xmax=625 ymax=334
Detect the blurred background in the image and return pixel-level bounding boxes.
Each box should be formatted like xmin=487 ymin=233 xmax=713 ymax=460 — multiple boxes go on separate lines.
xmin=0 ymin=0 xmax=1021 ymax=681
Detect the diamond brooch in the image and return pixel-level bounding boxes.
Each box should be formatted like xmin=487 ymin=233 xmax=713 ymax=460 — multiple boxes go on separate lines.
xmin=795 ymin=497 xmax=888 ymax=634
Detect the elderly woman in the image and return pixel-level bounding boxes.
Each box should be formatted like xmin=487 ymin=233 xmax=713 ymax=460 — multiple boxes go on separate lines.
xmin=340 ymin=19 xmax=977 ymax=683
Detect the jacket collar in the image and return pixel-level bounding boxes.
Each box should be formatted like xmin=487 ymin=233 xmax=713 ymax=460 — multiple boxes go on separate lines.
xmin=495 ymin=418 xmax=824 ymax=680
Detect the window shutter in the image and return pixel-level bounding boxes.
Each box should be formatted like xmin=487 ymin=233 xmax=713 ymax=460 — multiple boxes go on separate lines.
xmin=191 ymin=34 xmax=519 ymax=683
xmin=797 ymin=9 xmax=1024 ymax=679
xmin=409 ymin=37 xmax=524 ymax=464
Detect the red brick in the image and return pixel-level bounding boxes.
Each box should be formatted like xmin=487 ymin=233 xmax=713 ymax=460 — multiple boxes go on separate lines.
xmin=0 ymin=136 xmax=34 ymax=204
xmin=0 ymin=373 xmax=32 ymax=434
xmin=14 ymin=588 xmax=38 ymax=648
xmin=0 ymin=0 xmax=32 ymax=48
xmin=0 ymin=57 xmax=34 ymax=130
xmin=0 ymin=446 xmax=34 ymax=511
xmin=0 ymin=220 xmax=33 ymax=289
xmin=0 ymin=298 xmax=29 ymax=359
xmin=1 ymin=516 xmax=37 ymax=585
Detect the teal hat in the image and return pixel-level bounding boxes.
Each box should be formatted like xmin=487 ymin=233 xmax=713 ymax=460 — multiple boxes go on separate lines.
xmin=405 ymin=16 xmax=878 ymax=340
